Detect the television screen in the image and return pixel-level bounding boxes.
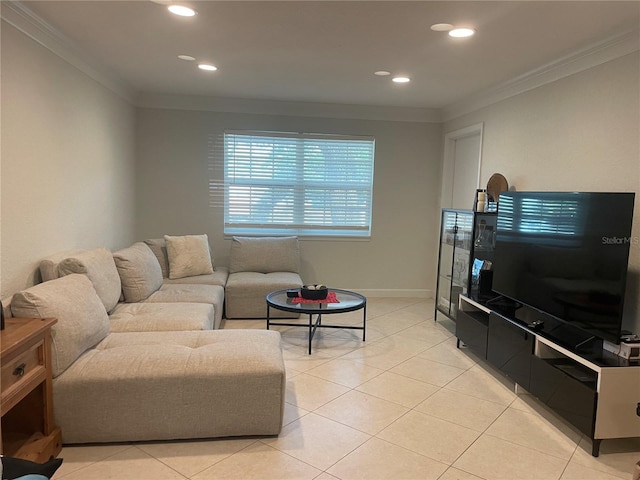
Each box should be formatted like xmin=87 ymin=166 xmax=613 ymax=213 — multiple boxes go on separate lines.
xmin=492 ymin=191 xmax=635 ymax=344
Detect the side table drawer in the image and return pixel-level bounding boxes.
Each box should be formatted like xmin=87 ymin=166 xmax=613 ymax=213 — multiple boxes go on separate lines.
xmin=1 ymin=340 xmax=46 ymax=405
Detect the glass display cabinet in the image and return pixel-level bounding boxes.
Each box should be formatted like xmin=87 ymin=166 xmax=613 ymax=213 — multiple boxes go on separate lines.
xmin=435 ymin=209 xmax=497 ymax=321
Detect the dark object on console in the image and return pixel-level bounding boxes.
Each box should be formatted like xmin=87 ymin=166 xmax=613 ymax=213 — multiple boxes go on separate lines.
xmin=528 ymin=320 xmax=545 ymax=330
xmin=478 ymin=270 xmax=493 ymax=294
xmin=1 ymin=299 xmax=4 ymax=330
xmin=1 ymin=456 xmax=63 ymax=480
xmin=300 ymin=284 xmax=328 ymax=300
xmin=286 ymin=289 xmax=300 ymax=298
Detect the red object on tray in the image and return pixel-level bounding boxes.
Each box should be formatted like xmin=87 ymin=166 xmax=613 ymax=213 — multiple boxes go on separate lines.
xmin=291 ymin=291 xmax=339 ymax=304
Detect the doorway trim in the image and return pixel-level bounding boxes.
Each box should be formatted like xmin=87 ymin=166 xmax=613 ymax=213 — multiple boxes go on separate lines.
xmin=440 ymin=122 xmax=484 ymax=210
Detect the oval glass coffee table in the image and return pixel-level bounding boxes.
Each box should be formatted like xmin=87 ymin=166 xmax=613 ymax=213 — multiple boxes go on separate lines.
xmin=266 ymin=288 xmax=367 ymax=354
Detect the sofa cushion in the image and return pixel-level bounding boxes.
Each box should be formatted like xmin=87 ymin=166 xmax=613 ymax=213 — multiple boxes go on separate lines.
xmin=113 ymin=243 xmax=163 ymax=302
xmin=229 ymin=236 xmax=300 ymax=274
xmin=162 ymin=267 xmax=229 ymax=287
xmin=57 ymin=248 xmax=122 ymax=313
xmin=39 ymin=249 xmax=84 ymax=282
xmin=10 ymin=274 xmax=110 ymax=377
xmin=144 ymin=238 xmax=170 ymax=278
xmin=225 ymin=271 xmax=302 ymax=319
xmin=109 ymin=302 xmax=215 ymax=332
xmin=145 ymin=284 xmax=225 ymax=329
xmin=164 ymin=234 xmax=214 ymax=279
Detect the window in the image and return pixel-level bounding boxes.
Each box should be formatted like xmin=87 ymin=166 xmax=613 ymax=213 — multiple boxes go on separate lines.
xmin=223 ymin=130 xmax=375 ymax=237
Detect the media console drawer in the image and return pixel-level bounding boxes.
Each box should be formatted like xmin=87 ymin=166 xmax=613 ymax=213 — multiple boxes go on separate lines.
xmin=456 ymin=309 xmax=488 ymax=359
xmin=529 ymin=356 xmax=597 ymax=437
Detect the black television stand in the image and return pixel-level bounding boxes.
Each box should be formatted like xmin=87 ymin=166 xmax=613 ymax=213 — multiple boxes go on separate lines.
xmin=456 ymin=294 xmax=640 ymax=457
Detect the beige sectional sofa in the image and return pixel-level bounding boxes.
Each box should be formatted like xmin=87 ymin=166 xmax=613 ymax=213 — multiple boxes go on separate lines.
xmin=6 ymin=234 xmax=300 ymax=444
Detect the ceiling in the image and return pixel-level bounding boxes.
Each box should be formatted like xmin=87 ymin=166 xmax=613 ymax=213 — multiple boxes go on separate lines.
xmin=9 ymin=1 xmax=640 ymax=110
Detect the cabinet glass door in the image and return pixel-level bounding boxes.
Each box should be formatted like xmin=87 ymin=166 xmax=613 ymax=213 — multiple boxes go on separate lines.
xmin=436 ymin=210 xmax=473 ymax=319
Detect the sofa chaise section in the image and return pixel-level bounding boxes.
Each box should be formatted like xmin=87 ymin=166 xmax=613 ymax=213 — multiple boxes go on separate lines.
xmin=10 ymin=274 xmax=286 ymax=444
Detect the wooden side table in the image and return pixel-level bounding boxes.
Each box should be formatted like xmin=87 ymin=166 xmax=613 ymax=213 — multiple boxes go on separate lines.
xmin=1 ymin=317 xmax=62 ymax=462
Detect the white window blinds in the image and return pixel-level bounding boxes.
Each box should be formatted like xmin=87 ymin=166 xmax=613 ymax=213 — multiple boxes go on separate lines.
xmin=224 ymin=130 xmax=375 ymax=237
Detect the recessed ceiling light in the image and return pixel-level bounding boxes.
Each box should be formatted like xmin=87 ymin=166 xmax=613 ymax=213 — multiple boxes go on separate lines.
xmin=178 ymin=55 xmax=195 ymax=61
xmin=374 ymin=71 xmax=391 ymax=76
xmin=392 ymin=77 xmax=410 ymax=83
xmin=449 ymin=28 xmax=475 ymax=38
xmin=430 ymin=23 xmax=453 ymax=32
xmin=167 ymin=5 xmax=197 ymax=17
xmin=198 ymin=63 xmax=218 ymax=71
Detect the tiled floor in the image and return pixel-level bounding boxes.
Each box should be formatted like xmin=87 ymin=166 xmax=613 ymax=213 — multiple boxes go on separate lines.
xmin=52 ymin=298 xmax=639 ymax=480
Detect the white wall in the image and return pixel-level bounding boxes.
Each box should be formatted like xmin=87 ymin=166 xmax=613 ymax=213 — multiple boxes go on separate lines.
xmin=135 ymin=108 xmax=442 ymax=295
xmin=444 ymin=52 xmax=640 ymax=334
xmin=0 ymin=22 xmax=137 ymax=298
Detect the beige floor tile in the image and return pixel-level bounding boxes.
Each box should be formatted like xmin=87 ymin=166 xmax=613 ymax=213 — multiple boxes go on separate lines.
xmin=53 ymin=444 xmax=133 ymax=478
xmin=484 ymin=407 xmax=581 ymax=460
xmin=262 ymin=412 xmax=370 ymax=470
xmin=327 ymin=437 xmax=448 ymax=480
xmin=137 ymin=438 xmax=257 ymax=478
xmin=283 ymin=401 xmax=310 ymax=426
xmin=221 ymin=319 xmax=265 ymax=329
xmin=569 ymin=436 xmax=640 ymax=479
xmin=366 ymin=312 xmax=425 ymax=336
xmin=355 ymin=371 xmax=440 ymax=408
xmin=393 ymin=322 xmax=453 ymax=346
xmin=306 ymin=357 xmax=385 ymax=388
xmin=399 ymin=299 xmax=436 ymax=319
xmin=282 ymin=348 xmax=333 ymax=372
xmin=285 ymin=373 xmax=349 ymax=411
xmin=358 ymin=325 xmax=391 ymax=342
xmin=55 ymin=446 xmax=187 ymax=480
xmin=453 ymin=434 xmax=568 ymax=480
xmin=285 ymin=372 xmax=350 ymax=411
xmin=438 ymin=467 xmax=486 ymax=480
xmin=366 ymin=298 xmax=422 ymax=318
xmin=390 ymin=356 xmax=466 ymax=387
xmin=340 ymin=338 xmax=424 ymax=370
xmin=191 ymin=442 xmax=321 ymax=480
xmin=418 ymin=338 xmax=480 ymax=370
xmin=443 ymin=368 xmax=517 ymax=406
xmin=314 ymin=473 xmax=341 ymax=480
xmin=307 ymin=333 xmax=364 ymax=358
xmin=415 ymin=389 xmax=507 ymax=432
xmin=377 ymin=410 xmax=480 ymax=465
xmin=560 ymin=461 xmax=631 ymax=480
xmin=315 ymin=390 xmax=410 ymax=435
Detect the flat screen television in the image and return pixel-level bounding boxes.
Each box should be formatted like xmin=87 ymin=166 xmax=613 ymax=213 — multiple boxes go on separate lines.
xmin=492 ymin=191 xmax=635 ymax=345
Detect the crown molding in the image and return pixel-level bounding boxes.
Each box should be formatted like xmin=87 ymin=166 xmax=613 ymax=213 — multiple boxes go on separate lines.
xmin=1 ymin=1 xmax=136 ymax=103
xmin=3 ymin=0 xmax=637 ymax=123
xmin=135 ymin=93 xmax=442 ymax=123
xmin=442 ymin=28 xmax=640 ymax=122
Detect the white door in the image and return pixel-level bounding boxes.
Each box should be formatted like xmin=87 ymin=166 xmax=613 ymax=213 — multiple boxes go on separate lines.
xmin=441 ymin=124 xmax=483 ymax=210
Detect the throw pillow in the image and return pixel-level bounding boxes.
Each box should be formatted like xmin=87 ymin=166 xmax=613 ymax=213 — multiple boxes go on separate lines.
xmin=1 ymin=456 xmax=63 ymax=480
xmin=164 ymin=234 xmax=214 ymax=279
xmin=10 ymin=274 xmax=110 ymax=377
xmin=113 ymin=243 xmax=163 ymax=302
